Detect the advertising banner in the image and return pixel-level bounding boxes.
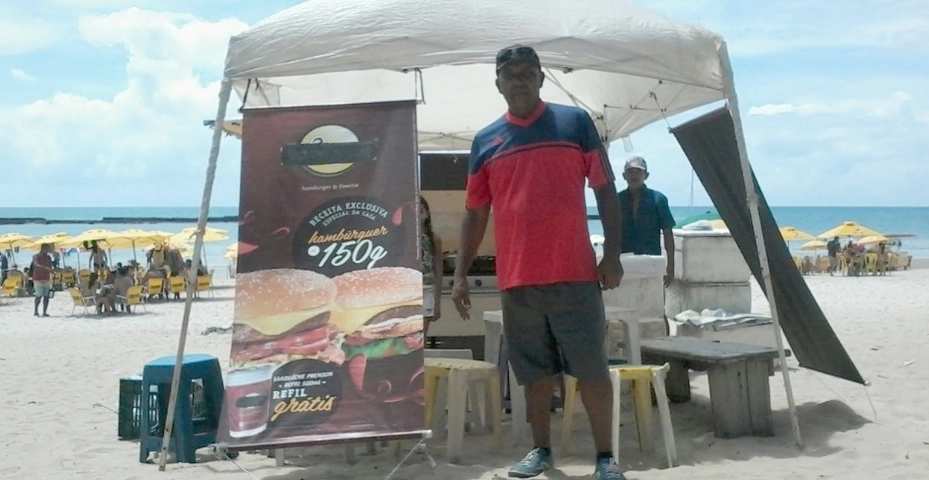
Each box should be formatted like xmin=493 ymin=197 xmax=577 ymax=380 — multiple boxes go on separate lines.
xmin=218 ymin=101 xmax=426 ymax=449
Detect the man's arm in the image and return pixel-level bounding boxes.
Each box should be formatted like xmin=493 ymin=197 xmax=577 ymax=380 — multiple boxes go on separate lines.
xmin=656 ymin=194 xmax=676 ymax=287
xmin=450 ymin=206 xmax=490 ymax=320
xmin=594 ymin=182 xmax=622 ymax=259
xmin=453 ymin=206 xmax=490 ymax=282
xmin=593 ymin=183 xmax=623 ymax=289
xmin=663 ymin=227 xmax=675 ymax=287
xmin=432 ymin=235 xmax=444 ymax=318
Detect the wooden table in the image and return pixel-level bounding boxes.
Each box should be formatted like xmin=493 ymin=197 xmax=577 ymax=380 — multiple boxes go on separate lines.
xmin=641 ymin=336 xmax=778 ymax=439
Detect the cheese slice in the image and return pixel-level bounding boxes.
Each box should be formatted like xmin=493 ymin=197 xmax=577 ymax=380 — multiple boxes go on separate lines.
xmin=234 ymin=302 xmax=334 ymax=336
xmin=329 ymin=299 xmax=422 ymax=334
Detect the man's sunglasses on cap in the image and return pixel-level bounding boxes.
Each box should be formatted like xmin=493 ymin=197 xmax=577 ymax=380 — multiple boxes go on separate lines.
xmin=496 ymin=45 xmax=541 ymax=71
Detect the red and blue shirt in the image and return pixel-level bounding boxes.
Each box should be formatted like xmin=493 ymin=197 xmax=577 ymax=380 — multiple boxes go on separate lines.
xmin=466 ymin=102 xmax=614 ymax=290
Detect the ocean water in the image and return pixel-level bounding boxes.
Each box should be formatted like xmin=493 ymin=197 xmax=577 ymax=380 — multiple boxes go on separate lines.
xmin=588 ymin=206 xmax=928 ymax=259
xmin=1 ymin=206 xmax=926 ymax=272
xmin=0 ymin=207 xmax=240 ymax=275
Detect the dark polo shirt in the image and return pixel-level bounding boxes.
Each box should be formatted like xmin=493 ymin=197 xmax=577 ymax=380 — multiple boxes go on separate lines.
xmin=619 ymin=186 xmax=675 ymax=255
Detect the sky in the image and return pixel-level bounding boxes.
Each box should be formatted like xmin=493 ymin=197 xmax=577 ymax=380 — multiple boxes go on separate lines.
xmin=1 ymin=0 xmax=927 ymax=208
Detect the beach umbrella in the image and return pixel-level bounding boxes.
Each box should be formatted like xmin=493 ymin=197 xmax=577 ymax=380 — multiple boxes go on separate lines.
xmin=800 ymin=240 xmax=827 ymax=251
xmin=223 ymin=243 xmax=238 ymax=260
xmin=144 ymin=240 xmax=195 ymax=260
xmin=23 ymin=232 xmax=70 ymax=251
xmin=779 ymin=227 xmax=816 ymax=242
xmin=0 ymin=233 xmax=36 ymax=265
xmin=683 ymin=219 xmax=728 ymax=230
xmin=678 ymin=211 xmax=728 ymax=230
xmin=58 ymin=229 xmax=121 ymax=249
xmin=857 ymin=235 xmax=890 ymax=246
xmin=0 ymin=232 xmax=36 ymax=249
xmin=817 ymin=221 xmax=882 ymax=239
xmin=106 ymin=230 xmax=172 ymax=262
xmin=170 ymin=226 xmax=229 ymax=243
xmin=170 ymin=227 xmax=229 ymax=271
xmin=677 ymin=211 xmax=720 ymax=227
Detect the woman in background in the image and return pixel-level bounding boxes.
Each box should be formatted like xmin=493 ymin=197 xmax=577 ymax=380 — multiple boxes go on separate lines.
xmin=420 ymin=196 xmax=443 ymax=338
xmin=89 ymin=242 xmax=108 ymax=280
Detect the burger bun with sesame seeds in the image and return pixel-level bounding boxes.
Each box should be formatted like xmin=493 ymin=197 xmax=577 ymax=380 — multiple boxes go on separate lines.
xmin=329 ymin=267 xmax=424 ymax=375
xmin=230 ymin=268 xmax=345 ymax=368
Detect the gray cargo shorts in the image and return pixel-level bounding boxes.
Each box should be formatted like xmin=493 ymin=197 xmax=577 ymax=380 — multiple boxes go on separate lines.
xmin=501 ymin=281 xmax=609 ymax=385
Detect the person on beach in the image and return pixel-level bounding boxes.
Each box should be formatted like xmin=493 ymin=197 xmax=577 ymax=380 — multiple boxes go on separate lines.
xmin=96 ymin=272 xmax=117 ymax=315
xmin=1 ymin=251 xmax=8 ymax=285
xmin=419 ymin=196 xmax=443 ymax=338
xmin=113 ymin=266 xmax=134 ymax=312
xmin=31 ymin=243 xmax=55 ymax=317
xmin=451 ymin=45 xmax=626 ymax=480
xmin=88 ymin=242 xmax=108 ymax=280
xmin=147 ymin=242 xmax=168 ymax=275
xmin=617 ymin=156 xmax=676 ymax=287
xmin=185 ymin=259 xmax=208 ymax=277
xmin=827 ymin=236 xmax=841 ymax=275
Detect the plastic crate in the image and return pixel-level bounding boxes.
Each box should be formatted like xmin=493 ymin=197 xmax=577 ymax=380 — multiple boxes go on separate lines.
xmin=118 ymin=377 xmax=208 ymax=441
xmin=118 ymin=377 xmax=158 ymax=440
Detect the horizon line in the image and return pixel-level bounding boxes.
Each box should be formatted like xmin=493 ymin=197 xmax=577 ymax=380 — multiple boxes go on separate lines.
xmin=2 ymin=205 xmax=928 ymax=210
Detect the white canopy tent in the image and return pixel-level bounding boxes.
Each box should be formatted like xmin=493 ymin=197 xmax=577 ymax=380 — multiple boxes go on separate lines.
xmin=224 ymin=0 xmax=726 ymax=149
xmin=162 ymin=0 xmax=801 ymax=469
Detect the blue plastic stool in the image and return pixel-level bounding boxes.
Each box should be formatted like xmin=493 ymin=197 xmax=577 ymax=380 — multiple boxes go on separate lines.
xmin=138 ymin=354 xmax=224 ymax=464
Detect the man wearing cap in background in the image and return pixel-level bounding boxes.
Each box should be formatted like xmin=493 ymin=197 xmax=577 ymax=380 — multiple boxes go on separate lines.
xmin=451 ymin=44 xmax=627 ymax=480
xmin=618 ymin=156 xmax=676 ymax=287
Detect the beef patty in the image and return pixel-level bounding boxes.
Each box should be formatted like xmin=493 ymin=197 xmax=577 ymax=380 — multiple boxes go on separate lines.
xmin=233 ymin=311 xmax=331 ymax=343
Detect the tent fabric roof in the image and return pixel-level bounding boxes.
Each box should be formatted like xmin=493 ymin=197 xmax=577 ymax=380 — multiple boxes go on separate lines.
xmin=223 ymin=0 xmax=727 ymax=149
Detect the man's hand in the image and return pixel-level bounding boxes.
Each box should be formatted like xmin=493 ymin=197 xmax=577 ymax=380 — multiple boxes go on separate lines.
xmin=664 ymin=262 xmax=674 ymax=288
xmin=597 ymin=255 xmax=624 ymax=290
xmin=451 ymin=278 xmax=471 ymax=320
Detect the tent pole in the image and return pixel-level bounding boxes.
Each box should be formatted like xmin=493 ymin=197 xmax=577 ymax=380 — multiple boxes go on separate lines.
xmin=157 ymin=79 xmax=233 ymax=471
xmin=718 ymin=42 xmax=803 ymax=449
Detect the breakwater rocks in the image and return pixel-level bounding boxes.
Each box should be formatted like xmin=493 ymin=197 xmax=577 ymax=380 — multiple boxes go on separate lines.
xmin=0 ymin=216 xmax=239 ymax=225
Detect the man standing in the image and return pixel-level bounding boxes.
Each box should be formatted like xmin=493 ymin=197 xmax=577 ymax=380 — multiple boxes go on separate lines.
xmin=618 ymin=156 xmax=676 ymax=286
xmin=451 ymin=45 xmax=626 ymax=480
xmin=31 ymin=243 xmax=55 ymax=317
xmin=826 ymin=236 xmax=840 ymax=275
xmin=0 ymin=250 xmax=8 ymax=285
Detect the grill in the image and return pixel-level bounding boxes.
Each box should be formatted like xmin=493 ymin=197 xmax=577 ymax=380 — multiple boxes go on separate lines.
xmin=442 ymin=255 xmax=496 ymax=277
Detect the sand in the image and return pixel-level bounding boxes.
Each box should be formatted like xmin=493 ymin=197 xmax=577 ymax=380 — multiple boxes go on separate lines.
xmin=1 ymin=267 xmax=928 ymax=480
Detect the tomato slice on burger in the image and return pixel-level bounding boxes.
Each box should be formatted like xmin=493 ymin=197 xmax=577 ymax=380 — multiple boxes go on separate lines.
xmin=279 ymin=325 xmax=332 ymax=356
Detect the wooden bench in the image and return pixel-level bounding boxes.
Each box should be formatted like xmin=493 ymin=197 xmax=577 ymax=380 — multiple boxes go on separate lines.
xmin=641 ymin=336 xmax=778 ymax=439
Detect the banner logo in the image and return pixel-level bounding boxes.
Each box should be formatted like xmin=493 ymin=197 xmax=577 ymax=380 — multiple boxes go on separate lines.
xmin=300 ymin=125 xmax=358 ymax=177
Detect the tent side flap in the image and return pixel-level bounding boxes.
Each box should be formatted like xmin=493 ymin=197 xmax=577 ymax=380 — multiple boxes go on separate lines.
xmin=672 ymin=107 xmax=865 ymax=385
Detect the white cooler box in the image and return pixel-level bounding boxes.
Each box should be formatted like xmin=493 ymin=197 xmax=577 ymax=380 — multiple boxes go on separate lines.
xmin=600 ymin=254 xmax=667 ymax=339
xmin=670 ymin=229 xmax=752 ymax=284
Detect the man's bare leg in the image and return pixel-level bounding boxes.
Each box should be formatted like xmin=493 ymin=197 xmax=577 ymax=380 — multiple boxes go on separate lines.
xmin=525 ymin=377 xmax=555 ymax=447
xmin=579 ymin=380 xmax=613 ymax=453
xmin=507 ymin=377 xmax=556 ymax=478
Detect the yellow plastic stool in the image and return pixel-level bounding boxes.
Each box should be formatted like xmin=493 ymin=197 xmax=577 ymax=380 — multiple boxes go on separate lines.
xmin=560 ymin=363 xmax=676 ymax=467
xmin=424 ymin=357 xmax=503 ymax=463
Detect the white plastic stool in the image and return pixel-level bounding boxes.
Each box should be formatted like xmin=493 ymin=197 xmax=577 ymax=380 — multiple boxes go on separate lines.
xmin=605 ymin=306 xmax=641 ymax=365
xmin=424 ymin=357 xmax=503 ymax=463
xmin=424 ymin=348 xmax=484 ymax=435
xmin=609 ymin=363 xmax=676 ymax=468
xmin=561 ymin=363 xmax=677 ymax=468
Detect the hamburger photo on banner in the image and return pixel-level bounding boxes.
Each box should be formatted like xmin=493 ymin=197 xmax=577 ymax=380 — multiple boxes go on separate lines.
xmin=329 ymin=267 xmax=425 ymax=398
xmin=231 ymin=268 xmax=344 ymax=368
